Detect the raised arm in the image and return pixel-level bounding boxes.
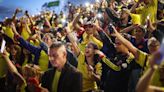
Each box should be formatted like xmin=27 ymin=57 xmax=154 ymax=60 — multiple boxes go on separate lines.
xmin=136 ymin=47 xmax=164 ymax=92
xmin=130 ymin=1 xmax=140 ymax=13
xmin=136 ymin=66 xmax=155 ymax=92
xmin=11 ymin=23 xmax=41 ymax=55
xmin=71 ymin=12 xmax=82 ymax=29
xmin=12 ymin=8 xmax=21 ymax=21
xmin=43 ymin=14 xmax=52 ymax=28
xmin=25 ymin=10 xmax=35 ymax=26
xmin=0 ymin=51 xmax=26 ymax=87
xmin=113 ymin=26 xmax=139 ymax=60
xmin=120 ymin=24 xmax=139 ymax=33
xmin=66 ymin=25 xmax=80 ymax=56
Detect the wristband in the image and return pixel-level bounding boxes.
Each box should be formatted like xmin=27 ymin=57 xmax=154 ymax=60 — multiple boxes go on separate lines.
xmin=99 ymin=54 xmax=105 ymax=59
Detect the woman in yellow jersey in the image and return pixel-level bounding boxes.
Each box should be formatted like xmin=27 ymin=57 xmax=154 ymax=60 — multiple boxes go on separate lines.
xmin=67 ymin=25 xmax=102 ymax=91
xmin=66 ymin=25 xmax=122 ymax=92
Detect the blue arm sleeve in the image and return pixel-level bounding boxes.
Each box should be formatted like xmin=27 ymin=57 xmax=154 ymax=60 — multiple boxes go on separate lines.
xmin=40 ymin=42 xmax=48 ymax=54
xmin=18 ymin=37 xmax=41 ymax=55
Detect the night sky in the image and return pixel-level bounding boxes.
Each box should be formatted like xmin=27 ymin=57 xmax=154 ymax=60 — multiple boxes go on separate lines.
xmin=0 ymin=0 xmax=95 ymax=21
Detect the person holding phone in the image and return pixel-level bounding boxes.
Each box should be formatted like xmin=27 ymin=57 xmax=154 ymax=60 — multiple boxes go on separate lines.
xmin=66 ymin=25 xmax=133 ymax=92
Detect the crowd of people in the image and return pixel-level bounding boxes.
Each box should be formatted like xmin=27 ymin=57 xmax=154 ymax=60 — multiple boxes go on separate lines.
xmin=0 ymin=0 xmax=164 ymax=92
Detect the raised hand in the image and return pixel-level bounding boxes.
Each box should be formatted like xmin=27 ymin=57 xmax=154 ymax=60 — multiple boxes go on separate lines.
xmin=25 ymin=10 xmax=29 ymax=17
xmin=15 ymin=8 xmax=22 ymax=14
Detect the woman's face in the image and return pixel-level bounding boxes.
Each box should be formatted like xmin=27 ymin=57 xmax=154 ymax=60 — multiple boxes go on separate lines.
xmin=85 ymin=43 xmax=95 ymax=57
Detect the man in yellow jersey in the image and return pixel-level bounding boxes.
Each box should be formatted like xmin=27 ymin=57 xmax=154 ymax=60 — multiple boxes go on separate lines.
xmin=131 ymin=0 xmax=158 ymax=25
xmin=41 ymin=42 xmax=82 ymax=92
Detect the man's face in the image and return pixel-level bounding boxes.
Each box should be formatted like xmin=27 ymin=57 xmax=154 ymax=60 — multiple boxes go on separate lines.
xmin=48 ymin=47 xmax=66 ymax=69
xmin=115 ymin=38 xmax=128 ymax=53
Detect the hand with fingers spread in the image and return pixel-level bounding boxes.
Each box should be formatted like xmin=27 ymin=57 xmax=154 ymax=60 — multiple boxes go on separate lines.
xmin=25 ymin=10 xmax=29 ymax=17
xmin=15 ymin=8 xmax=22 ymax=14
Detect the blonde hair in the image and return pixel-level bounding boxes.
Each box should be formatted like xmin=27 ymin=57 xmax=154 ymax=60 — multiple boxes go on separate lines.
xmin=148 ymin=37 xmax=160 ymax=47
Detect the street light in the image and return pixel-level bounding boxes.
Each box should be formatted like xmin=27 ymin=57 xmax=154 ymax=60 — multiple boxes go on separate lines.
xmin=96 ymin=0 xmax=100 ymax=3
xmin=85 ymin=2 xmax=90 ymax=7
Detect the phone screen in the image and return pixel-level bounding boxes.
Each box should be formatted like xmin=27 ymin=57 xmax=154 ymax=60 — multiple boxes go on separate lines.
xmin=108 ymin=23 xmax=114 ymax=33
xmin=1 ymin=39 xmax=6 ymax=53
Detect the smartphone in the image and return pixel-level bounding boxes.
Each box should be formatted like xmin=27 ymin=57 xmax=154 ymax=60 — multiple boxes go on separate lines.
xmin=108 ymin=23 xmax=114 ymax=33
xmin=1 ymin=39 xmax=6 ymax=53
